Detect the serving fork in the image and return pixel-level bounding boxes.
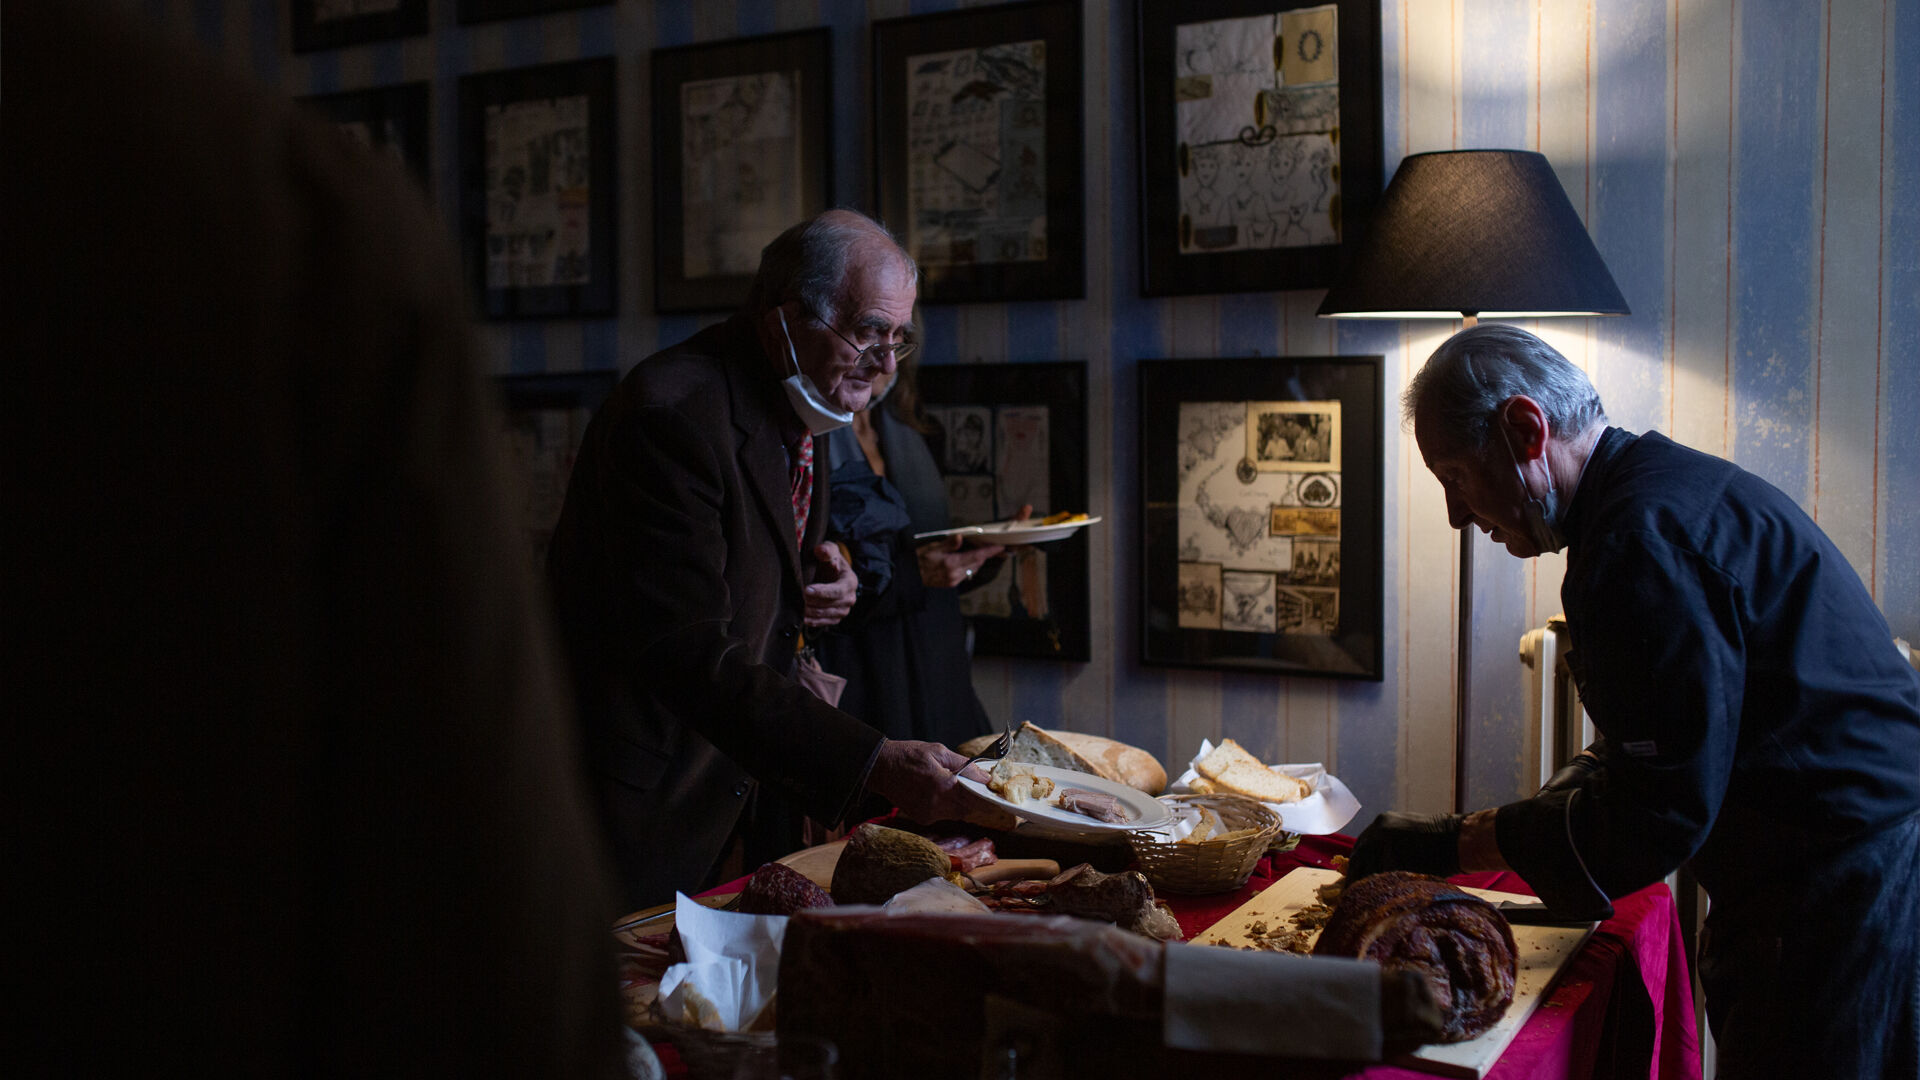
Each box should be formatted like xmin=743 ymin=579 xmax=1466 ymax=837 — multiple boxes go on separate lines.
xmin=957 ymin=723 xmax=1014 ymax=775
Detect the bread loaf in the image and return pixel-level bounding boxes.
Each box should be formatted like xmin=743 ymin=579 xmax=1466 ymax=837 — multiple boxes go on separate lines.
xmin=957 ymin=722 xmax=1167 ymax=795
xmin=1312 ymin=871 xmax=1517 ymax=1042
xmin=1194 ymin=738 xmax=1311 ymax=804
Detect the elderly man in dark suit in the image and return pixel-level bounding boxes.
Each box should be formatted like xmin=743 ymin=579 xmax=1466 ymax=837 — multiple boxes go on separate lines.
xmin=547 ymin=210 xmax=1003 ymax=909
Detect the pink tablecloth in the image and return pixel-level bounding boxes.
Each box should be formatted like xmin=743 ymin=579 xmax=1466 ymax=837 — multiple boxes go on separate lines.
xmin=667 ymin=832 xmax=1700 ymax=1080
xmin=1175 ymin=834 xmax=1700 ymax=1080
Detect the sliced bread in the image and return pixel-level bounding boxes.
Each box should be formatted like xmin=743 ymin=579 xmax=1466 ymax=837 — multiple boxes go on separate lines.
xmin=1194 ymin=738 xmax=1312 ymax=804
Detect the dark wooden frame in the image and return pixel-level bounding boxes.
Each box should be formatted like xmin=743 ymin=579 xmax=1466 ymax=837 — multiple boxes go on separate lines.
xmin=872 ymin=0 xmax=1086 ymax=304
xmin=1135 ymin=0 xmax=1383 ymax=296
xmin=650 ymin=28 xmax=834 ymax=313
xmin=1139 ymin=355 xmax=1383 ymax=680
xmin=291 ymin=0 xmax=427 ymax=53
xmin=456 ymin=0 xmax=609 ymax=25
xmin=496 ymin=371 xmax=616 ymax=566
xmin=301 ymin=82 xmax=432 ymax=190
xmin=917 ymin=361 xmax=1091 ymax=662
xmin=458 ymin=58 xmax=617 ymax=319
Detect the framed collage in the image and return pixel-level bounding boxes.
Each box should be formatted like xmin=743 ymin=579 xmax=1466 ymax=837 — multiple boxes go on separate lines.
xmin=1139 ymin=355 xmax=1383 ymax=679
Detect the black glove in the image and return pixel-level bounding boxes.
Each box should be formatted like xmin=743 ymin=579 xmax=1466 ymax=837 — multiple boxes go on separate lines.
xmin=1536 ymin=749 xmax=1601 ymax=796
xmin=1346 ymin=811 xmax=1464 ymax=883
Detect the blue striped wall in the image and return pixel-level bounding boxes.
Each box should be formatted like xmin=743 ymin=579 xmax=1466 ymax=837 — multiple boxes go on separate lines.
xmin=137 ymin=0 xmax=1920 ymax=825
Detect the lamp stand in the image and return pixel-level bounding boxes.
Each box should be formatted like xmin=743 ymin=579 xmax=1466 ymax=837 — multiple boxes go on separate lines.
xmin=1454 ymin=313 xmax=1478 ymax=815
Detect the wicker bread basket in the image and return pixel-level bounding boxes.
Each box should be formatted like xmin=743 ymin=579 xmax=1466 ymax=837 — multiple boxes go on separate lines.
xmin=642 ymin=1007 xmax=776 ymax=1079
xmin=1128 ymin=793 xmax=1288 ymax=894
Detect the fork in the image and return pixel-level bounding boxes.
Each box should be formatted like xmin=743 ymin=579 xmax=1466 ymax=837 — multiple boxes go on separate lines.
xmin=957 ymin=724 xmax=1014 ymax=775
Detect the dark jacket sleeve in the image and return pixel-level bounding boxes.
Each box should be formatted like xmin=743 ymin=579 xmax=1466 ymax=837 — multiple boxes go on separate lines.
xmin=594 ymin=399 xmax=884 ymax=825
xmin=1497 ymin=530 xmax=1746 ymax=912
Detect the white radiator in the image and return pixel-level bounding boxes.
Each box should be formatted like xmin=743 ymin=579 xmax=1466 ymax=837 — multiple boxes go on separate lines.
xmin=1517 ymin=614 xmax=1594 ymax=788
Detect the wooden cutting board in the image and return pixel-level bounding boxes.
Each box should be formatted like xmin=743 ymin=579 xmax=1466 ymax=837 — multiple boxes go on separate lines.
xmin=1190 ymin=868 xmax=1596 ymax=1079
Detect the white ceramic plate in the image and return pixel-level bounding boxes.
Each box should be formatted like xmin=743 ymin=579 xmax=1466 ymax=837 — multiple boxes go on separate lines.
xmin=955 ymin=762 xmax=1172 ymax=835
xmin=914 ymin=516 xmax=1101 ymax=546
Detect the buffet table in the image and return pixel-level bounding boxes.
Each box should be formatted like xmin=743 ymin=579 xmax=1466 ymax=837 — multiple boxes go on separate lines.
xmin=644 ymin=832 xmax=1699 ymax=1080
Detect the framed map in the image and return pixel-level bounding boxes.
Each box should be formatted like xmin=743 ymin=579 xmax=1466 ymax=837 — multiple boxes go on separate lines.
xmin=458 ymin=58 xmax=617 ymax=319
xmin=651 ymin=28 xmax=833 ymax=313
xmin=1135 ymin=0 xmax=1382 ymax=296
xmin=872 ymin=0 xmax=1085 ymax=304
xmin=1140 ymin=355 xmax=1382 ymax=679
xmin=918 ymin=361 xmax=1090 ymax=662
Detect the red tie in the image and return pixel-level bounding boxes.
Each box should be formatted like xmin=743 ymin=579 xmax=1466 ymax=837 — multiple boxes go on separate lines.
xmin=790 ymin=435 xmax=813 ymax=550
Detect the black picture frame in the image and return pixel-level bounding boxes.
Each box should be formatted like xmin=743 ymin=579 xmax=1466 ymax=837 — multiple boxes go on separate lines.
xmin=1135 ymin=0 xmax=1383 ymax=296
xmin=650 ymin=28 xmax=834 ymax=313
xmin=1140 ymin=355 xmax=1383 ymax=680
xmin=497 ymin=371 xmax=616 ymax=567
xmin=459 ymin=58 xmax=617 ymax=319
xmin=291 ymin=0 xmax=427 ymax=53
xmin=917 ymin=362 xmax=1090 ymax=662
xmin=456 ymin=0 xmax=609 ymax=26
xmin=872 ymin=0 xmax=1086 ymax=304
xmin=301 ymin=82 xmax=432 ymax=190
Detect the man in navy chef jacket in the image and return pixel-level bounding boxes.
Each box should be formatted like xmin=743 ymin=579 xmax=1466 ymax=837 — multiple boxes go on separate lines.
xmin=1351 ymin=324 xmax=1920 ymax=1080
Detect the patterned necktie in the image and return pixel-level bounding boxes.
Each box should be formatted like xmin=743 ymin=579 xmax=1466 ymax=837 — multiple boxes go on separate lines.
xmin=789 ymin=435 xmax=813 ymax=550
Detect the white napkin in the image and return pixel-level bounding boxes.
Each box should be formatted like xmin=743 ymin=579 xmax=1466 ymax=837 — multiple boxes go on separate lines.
xmin=883 ymin=876 xmax=992 ymax=914
xmin=1168 ymin=741 xmax=1363 ymax=835
xmin=654 ymin=893 xmax=788 ymax=1032
xmin=1162 ymin=944 xmax=1383 ymax=1060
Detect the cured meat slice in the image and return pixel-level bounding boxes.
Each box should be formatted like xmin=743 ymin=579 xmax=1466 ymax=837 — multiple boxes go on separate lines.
xmin=734 ymin=861 xmax=834 ymax=916
xmin=1057 ymin=788 xmax=1128 ymax=823
xmin=1311 ymin=871 xmax=1517 ymax=1042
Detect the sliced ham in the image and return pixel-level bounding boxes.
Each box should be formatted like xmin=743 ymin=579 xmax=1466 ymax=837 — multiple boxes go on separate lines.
xmin=1057 ymin=788 xmax=1129 ymax=823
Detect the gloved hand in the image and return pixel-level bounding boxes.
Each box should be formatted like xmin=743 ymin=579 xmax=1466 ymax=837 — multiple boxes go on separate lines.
xmin=1346 ymin=811 xmax=1465 ymax=883
xmin=1536 ymin=749 xmax=1601 ymax=795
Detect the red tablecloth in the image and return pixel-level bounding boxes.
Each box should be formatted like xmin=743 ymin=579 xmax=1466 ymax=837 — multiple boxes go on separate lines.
xmin=658 ymin=833 xmax=1700 ymax=1080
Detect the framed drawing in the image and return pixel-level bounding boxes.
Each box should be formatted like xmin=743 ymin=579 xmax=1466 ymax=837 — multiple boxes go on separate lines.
xmin=497 ymin=371 xmax=615 ymax=567
xmin=458 ymin=58 xmax=617 ymax=319
xmin=302 ymin=82 xmax=431 ymax=189
xmin=457 ymin=0 xmax=609 ymax=25
xmin=917 ymin=362 xmax=1090 ymax=662
xmin=291 ymin=0 xmax=427 ymax=53
xmin=651 ymin=28 xmax=833 ymax=313
xmin=1139 ymin=355 xmax=1382 ymax=680
xmin=1135 ymin=0 xmax=1383 ymax=296
xmin=872 ymin=0 xmax=1086 ymax=304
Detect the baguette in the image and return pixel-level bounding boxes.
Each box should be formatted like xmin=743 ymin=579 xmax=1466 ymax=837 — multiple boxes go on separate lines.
xmin=1193 ymin=738 xmax=1312 ymax=804
xmin=957 ymin=722 xmax=1167 ymax=795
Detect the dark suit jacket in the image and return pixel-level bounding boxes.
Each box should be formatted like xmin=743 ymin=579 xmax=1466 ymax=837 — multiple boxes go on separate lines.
xmin=547 ymin=316 xmax=886 ymax=909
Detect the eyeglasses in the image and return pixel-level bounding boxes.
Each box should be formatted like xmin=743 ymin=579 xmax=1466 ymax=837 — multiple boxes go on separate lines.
xmin=815 ymin=315 xmax=917 ymax=364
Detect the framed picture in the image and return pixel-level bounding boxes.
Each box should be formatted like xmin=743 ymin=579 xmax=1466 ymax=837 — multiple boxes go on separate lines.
xmin=459 ymin=58 xmax=617 ymax=319
xmin=1139 ymin=355 xmax=1383 ymax=680
xmin=917 ymin=362 xmax=1090 ymax=662
xmin=497 ymin=371 xmax=615 ymax=567
xmin=1135 ymin=0 xmax=1383 ymax=296
xmin=457 ymin=0 xmax=609 ymax=25
xmin=650 ymin=28 xmax=833 ymax=313
xmin=291 ymin=0 xmax=427 ymax=53
xmin=872 ymin=0 xmax=1086 ymax=304
xmin=302 ymin=82 xmax=431 ymax=189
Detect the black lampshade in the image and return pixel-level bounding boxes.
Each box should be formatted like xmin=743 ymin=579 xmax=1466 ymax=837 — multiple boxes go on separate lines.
xmin=1317 ymin=150 xmax=1629 ymax=319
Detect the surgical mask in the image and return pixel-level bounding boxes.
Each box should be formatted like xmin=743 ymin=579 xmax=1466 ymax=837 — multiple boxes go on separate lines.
xmin=1499 ymin=415 xmax=1566 ymax=554
xmin=776 ymin=308 xmax=852 ymax=435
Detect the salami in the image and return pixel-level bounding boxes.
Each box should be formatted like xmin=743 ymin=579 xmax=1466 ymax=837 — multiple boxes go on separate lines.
xmin=735 ymin=861 xmax=834 ymax=916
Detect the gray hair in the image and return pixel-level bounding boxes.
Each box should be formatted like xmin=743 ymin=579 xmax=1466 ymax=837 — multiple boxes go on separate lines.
xmin=742 ymin=209 xmax=918 ymax=326
xmin=1402 ymin=323 xmax=1607 ymax=456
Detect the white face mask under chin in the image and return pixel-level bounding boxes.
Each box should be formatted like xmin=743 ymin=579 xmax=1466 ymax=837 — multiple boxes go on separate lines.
xmin=776 ymin=307 xmax=853 ymax=435
xmin=1500 ymin=424 xmax=1567 ymax=555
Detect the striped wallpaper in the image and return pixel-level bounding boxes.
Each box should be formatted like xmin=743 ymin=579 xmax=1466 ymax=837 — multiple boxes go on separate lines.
xmin=140 ymin=0 xmax=1918 ymax=823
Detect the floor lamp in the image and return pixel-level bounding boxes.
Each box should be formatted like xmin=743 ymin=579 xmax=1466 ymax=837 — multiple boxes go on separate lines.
xmin=1315 ymin=150 xmax=1629 ymax=813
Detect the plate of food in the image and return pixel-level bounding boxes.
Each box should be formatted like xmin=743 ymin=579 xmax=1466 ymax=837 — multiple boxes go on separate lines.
xmin=956 ymin=760 xmax=1172 ymax=835
xmin=914 ymin=512 xmax=1100 ymax=546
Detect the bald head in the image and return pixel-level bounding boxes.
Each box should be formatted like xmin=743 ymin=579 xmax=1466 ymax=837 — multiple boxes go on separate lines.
xmin=743 ymin=209 xmax=917 ymax=327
